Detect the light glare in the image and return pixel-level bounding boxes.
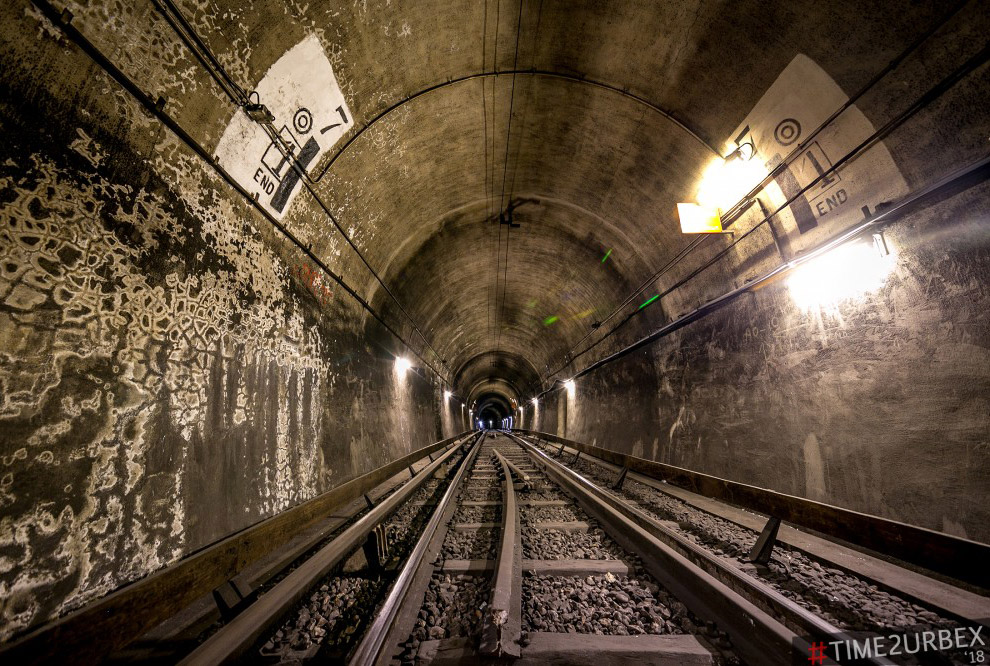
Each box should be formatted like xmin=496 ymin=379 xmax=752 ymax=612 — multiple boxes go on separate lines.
xmin=443 ymin=390 xmax=452 ymax=400
xmin=564 ymin=379 xmax=576 ymax=396
xmin=695 ymin=154 xmax=766 ymax=213
xmin=787 ymin=241 xmax=896 ymax=313
xmin=395 ymin=357 xmax=412 ymax=374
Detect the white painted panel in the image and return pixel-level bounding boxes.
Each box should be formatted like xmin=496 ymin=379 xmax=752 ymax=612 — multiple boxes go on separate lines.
xmin=215 ymin=35 xmax=352 ymax=219
xmin=731 ymin=54 xmax=908 ymax=246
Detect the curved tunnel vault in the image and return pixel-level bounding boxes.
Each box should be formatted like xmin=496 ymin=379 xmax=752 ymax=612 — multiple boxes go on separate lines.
xmin=1 ymin=0 xmax=989 ymax=647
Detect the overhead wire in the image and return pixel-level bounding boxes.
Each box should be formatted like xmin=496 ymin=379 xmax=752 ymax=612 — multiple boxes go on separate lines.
xmin=481 ymin=0 xmax=493 ymax=353
xmin=30 ymin=0 xmax=447 ymax=381
xmin=535 ymin=31 xmax=990 ymax=394
xmin=492 ymin=0 xmax=526 ymax=356
xmin=487 ymin=0 xmax=502 ymax=353
xmin=151 ymin=0 xmax=450 ymax=378
xmin=535 ymin=0 xmax=975 ymax=389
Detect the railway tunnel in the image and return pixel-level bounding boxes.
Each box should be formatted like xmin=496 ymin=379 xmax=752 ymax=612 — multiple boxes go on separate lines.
xmin=1 ymin=0 xmax=989 ymax=663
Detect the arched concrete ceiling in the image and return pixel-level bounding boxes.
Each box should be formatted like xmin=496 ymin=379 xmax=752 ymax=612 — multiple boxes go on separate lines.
xmin=181 ymin=0 xmax=947 ymax=400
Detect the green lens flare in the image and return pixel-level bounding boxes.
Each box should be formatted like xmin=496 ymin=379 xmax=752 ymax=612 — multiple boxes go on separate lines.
xmin=601 ymin=248 xmax=612 ymax=263
xmin=543 ymin=315 xmax=559 ymax=326
xmin=638 ymin=294 xmax=660 ymax=310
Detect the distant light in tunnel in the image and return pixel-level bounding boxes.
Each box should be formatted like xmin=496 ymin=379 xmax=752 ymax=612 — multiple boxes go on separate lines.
xmin=532 ymin=398 xmax=538 ymax=406
xmin=395 ymin=356 xmax=412 ymax=374
xmin=787 ymin=240 xmax=896 ymax=313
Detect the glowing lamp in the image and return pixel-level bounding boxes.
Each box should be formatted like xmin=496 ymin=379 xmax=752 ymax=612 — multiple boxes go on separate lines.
xmin=787 ymin=240 xmax=896 ymax=313
xmin=677 ymin=202 xmax=724 ymax=234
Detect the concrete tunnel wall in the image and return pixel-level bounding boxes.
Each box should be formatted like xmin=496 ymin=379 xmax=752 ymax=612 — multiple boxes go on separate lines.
xmin=544 ymin=185 xmax=990 ymax=543
xmin=0 ymin=0 xmax=988 ymax=645
xmin=0 ymin=1 xmax=471 ymax=640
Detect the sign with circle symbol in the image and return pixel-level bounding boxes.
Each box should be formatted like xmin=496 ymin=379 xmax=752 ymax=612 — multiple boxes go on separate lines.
xmin=774 ymin=118 xmax=801 ymax=146
xmin=293 ymin=107 xmax=313 ymax=134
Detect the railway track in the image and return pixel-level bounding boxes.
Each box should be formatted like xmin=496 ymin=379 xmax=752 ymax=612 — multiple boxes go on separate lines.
xmin=105 ymin=430 xmax=985 ymax=666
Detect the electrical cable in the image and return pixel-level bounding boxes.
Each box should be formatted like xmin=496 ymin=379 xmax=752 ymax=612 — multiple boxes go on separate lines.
xmin=545 ymin=153 xmax=990 ymax=396
xmin=493 ymin=0 xmax=525 ymax=356
xmin=150 ymin=0 xmax=450 ymax=378
xmin=535 ymin=1 xmax=982 ymax=390
xmin=30 ymin=0 xmax=446 ymax=381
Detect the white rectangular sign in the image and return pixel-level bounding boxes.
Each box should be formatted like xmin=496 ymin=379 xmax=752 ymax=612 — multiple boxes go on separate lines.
xmin=729 ymin=54 xmax=908 ymax=245
xmin=215 ymin=35 xmax=352 ymax=219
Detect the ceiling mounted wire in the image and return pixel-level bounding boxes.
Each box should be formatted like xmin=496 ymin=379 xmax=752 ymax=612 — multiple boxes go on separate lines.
xmin=151 ymin=0 xmax=450 ymax=378
xmin=492 ymin=0 xmax=526 ymax=357
xmin=30 ymin=0 xmax=447 ymax=381
xmin=535 ymin=0 xmax=974 ymax=389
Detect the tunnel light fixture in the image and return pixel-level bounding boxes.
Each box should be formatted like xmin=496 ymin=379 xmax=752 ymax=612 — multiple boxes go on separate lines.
xmin=395 ymin=357 xmax=412 ymax=374
xmin=531 ymin=397 xmax=538 ymax=406
xmin=726 ymin=141 xmax=755 ymax=163
xmin=677 ymin=202 xmax=724 ymax=234
xmin=787 ymin=239 xmax=896 ymax=313
xmin=681 ymin=150 xmax=766 ymax=234
xmin=444 ymin=390 xmax=452 ymax=401
xmin=564 ymin=379 xmax=576 ymax=396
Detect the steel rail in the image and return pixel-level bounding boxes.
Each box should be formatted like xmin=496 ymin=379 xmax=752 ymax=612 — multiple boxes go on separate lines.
xmin=349 ymin=434 xmax=484 ymax=665
xmin=507 ymin=432 xmax=889 ymax=664
xmin=479 ymin=450 xmax=523 ymax=657
xmin=0 ymin=429 xmax=474 ymax=665
xmin=504 ymin=434 xmax=810 ymax=665
xmin=497 ymin=449 xmax=532 ymax=487
xmin=513 ymin=424 xmax=990 ymax=590
xmin=178 ymin=435 xmax=475 ymax=665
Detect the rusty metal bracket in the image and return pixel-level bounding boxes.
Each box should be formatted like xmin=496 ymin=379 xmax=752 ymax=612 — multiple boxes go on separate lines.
xmin=363 ymin=524 xmax=389 ymax=570
xmin=612 ymin=466 xmax=630 ymax=490
xmin=212 ymin=579 xmax=255 ymax=620
xmin=747 ymin=516 xmax=782 ymax=565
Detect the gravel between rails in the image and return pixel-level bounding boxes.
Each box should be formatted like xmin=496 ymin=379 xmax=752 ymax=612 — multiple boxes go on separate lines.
xmin=453 ymin=505 xmax=500 ymax=524
xmin=520 ymin=488 xmax=569 ymax=502
xmin=523 ymin=572 xmax=689 ymax=636
xmin=523 ymin=525 xmax=626 ymax=560
xmin=260 ymin=575 xmax=385 ymax=660
xmin=534 ymin=441 xmax=965 ymax=637
xmin=442 ymin=528 xmax=498 ymax=560
xmin=521 ymin=504 xmax=582 ymax=524
xmin=410 ymin=573 xmax=489 ymax=643
xmin=463 ymin=487 xmax=502 ymax=502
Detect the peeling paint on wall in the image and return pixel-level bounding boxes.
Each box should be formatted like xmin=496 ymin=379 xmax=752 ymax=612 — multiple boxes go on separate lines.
xmin=214 ymin=34 xmax=354 ymax=219
xmin=0 ymin=5 xmax=440 ymax=641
